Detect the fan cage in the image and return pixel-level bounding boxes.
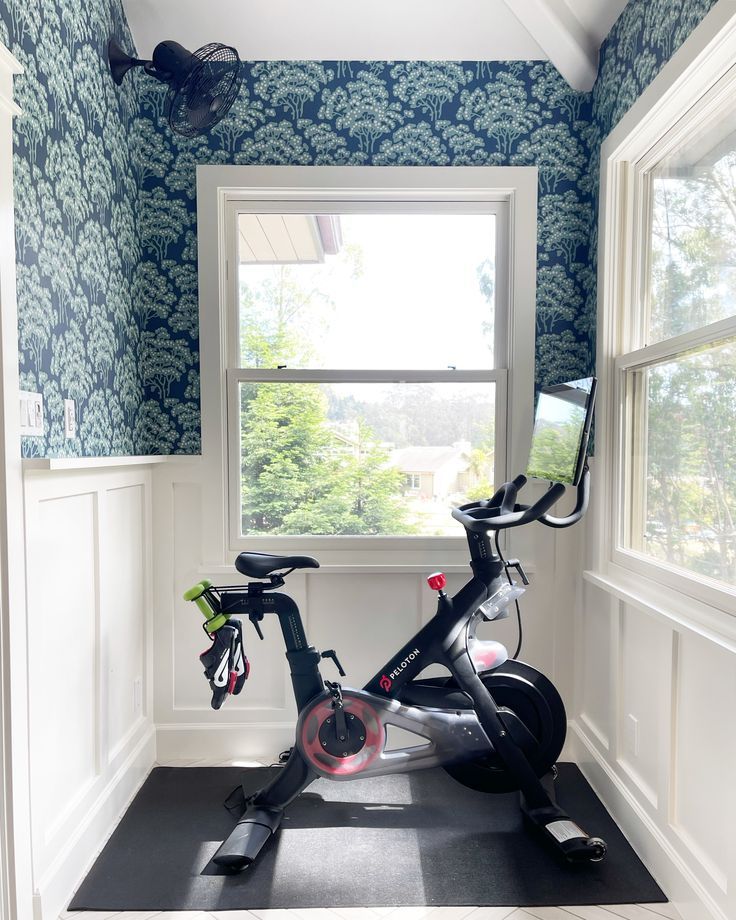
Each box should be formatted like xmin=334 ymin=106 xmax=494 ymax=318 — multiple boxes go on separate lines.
xmin=168 ymin=42 xmax=241 ymax=138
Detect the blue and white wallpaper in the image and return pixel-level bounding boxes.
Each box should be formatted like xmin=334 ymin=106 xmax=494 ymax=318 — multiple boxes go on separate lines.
xmin=136 ymin=60 xmax=595 ymax=455
xmin=587 ymin=0 xmax=720 ymax=272
xmin=0 ymin=0 xmax=722 ymax=456
xmin=0 ymin=0 xmax=145 ymax=457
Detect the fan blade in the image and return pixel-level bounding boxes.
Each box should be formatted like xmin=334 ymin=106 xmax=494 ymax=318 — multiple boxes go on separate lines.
xmin=186 ymin=97 xmax=220 ymax=131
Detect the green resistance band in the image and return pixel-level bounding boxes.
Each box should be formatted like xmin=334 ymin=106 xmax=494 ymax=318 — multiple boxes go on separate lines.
xmin=183 ymin=579 xmax=229 ymax=632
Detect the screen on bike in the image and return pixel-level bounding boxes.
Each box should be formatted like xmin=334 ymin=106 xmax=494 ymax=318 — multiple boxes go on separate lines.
xmin=526 ymin=377 xmax=596 ymax=486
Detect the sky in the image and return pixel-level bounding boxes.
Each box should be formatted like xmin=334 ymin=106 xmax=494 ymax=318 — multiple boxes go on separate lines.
xmin=239 ymin=212 xmax=497 ymax=369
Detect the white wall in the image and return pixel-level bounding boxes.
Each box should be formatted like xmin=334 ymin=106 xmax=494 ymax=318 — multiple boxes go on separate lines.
xmin=156 ymin=165 xmax=579 ymax=763
xmin=570 ymin=9 xmax=736 ymax=920
xmin=23 ymin=464 xmax=156 ymax=920
xmin=570 ymin=571 xmax=736 ymax=920
xmin=153 ymin=459 xmax=583 ymax=763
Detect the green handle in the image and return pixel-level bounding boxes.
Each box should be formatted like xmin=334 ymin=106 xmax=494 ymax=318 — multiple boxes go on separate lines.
xmin=183 ymin=580 xmax=229 ymax=632
xmin=183 ymin=579 xmax=212 ymax=601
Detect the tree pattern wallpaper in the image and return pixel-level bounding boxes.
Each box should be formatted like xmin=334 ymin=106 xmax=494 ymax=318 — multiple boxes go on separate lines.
xmin=0 ymin=0 xmax=144 ymax=457
xmin=0 ymin=0 xmax=720 ymax=457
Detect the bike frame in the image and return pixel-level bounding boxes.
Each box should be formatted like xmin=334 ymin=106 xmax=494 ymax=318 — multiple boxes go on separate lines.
xmin=217 ymin=537 xmax=506 ymax=715
xmin=209 ymin=496 xmax=606 ymax=868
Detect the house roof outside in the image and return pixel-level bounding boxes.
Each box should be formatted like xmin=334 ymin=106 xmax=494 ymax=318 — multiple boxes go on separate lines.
xmin=390 ymin=444 xmax=470 ymax=474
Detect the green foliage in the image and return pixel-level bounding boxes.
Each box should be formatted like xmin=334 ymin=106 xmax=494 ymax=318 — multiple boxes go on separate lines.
xmin=240 ymin=384 xmax=411 ymax=535
xmin=527 ymin=420 xmax=582 ymax=484
xmin=240 ymin=264 xmax=335 ymax=367
xmin=636 ymin=143 xmax=736 ymax=583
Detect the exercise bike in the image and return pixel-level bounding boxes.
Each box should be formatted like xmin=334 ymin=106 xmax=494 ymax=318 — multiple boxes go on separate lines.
xmin=185 ymin=378 xmax=606 ymax=870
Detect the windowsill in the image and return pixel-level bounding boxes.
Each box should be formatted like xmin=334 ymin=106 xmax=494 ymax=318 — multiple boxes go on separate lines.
xmin=22 ymin=455 xmax=173 ymax=471
xmin=583 ymin=565 xmax=736 ymax=650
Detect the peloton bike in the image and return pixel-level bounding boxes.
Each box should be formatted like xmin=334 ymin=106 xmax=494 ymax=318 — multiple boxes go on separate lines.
xmin=185 ymin=377 xmax=606 ymax=870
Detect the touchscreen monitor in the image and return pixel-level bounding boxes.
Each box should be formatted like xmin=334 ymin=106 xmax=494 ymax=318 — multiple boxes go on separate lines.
xmin=526 ymin=377 xmax=596 ymax=486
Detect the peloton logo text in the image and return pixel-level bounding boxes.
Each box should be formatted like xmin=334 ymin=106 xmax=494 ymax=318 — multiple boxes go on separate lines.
xmin=380 ymin=648 xmax=422 ymax=691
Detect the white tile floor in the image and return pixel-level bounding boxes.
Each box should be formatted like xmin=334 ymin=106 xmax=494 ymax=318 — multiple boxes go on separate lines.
xmin=59 ymin=904 xmax=682 ymax=920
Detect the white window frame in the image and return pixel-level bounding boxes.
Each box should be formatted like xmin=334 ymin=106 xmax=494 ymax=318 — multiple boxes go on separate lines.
xmin=196 ymin=167 xmax=538 ymax=566
xmin=593 ymin=13 xmax=736 ymax=618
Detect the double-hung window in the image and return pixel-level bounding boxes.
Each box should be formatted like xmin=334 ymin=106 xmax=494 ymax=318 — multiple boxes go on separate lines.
xmin=611 ymin=67 xmax=736 ymax=607
xmin=220 ymin=177 xmax=524 ymax=552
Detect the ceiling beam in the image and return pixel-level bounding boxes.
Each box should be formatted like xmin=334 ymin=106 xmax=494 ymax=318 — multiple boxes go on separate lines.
xmin=500 ymin=0 xmax=599 ymax=91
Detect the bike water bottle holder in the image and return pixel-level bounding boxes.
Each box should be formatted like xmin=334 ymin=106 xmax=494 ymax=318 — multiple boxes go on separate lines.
xmin=478 ymin=582 xmax=525 ymax=621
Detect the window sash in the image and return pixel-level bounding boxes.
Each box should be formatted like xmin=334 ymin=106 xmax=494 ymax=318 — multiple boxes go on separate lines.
xmin=591 ymin=13 xmax=736 ymax=620
xmin=225 ymin=197 xmax=510 ymax=374
xmin=224 ymin=194 xmax=512 ymax=551
xmin=226 ymin=367 xmax=508 ymax=550
xmin=611 ymin=139 xmax=736 ymax=606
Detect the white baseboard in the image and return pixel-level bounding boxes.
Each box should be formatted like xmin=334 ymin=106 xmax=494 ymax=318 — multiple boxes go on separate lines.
xmin=36 ymin=722 xmax=156 ymax=920
xmin=156 ymin=721 xmax=295 ymax=763
xmin=569 ymin=719 xmax=727 ymax=920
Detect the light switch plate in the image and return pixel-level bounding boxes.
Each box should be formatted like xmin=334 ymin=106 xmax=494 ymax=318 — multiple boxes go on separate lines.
xmin=19 ymin=391 xmax=44 ymax=436
xmin=64 ymin=399 xmax=77 ymax=438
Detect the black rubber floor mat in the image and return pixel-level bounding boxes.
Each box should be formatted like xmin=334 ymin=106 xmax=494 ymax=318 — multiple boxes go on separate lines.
xmin=69 ymin=763 xmax=665 ymax=910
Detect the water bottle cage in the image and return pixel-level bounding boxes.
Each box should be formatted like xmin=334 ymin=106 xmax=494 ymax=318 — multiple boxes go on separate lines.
xmin=478 ymin=582 xmax=526 ymax=621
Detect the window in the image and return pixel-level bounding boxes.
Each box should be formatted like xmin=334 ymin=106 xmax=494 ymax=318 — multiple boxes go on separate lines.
xmin=227 ymin=206 xmax=508 ymax=540
xmin=612 ymin=67 xmax=736 ymax=601
xmin=196 ymin=167 xmax=536 ymax=559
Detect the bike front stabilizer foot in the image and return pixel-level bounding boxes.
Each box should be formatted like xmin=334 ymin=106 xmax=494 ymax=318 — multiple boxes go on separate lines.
xmin=212 ymin=805 xmax=283 ymax=870
xmin=522 ymin=802 xmax=607 ymax=864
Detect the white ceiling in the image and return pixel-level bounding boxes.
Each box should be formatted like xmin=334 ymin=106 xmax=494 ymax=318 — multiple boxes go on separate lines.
xmin=122 ymin=0 xmax=630 ymax=90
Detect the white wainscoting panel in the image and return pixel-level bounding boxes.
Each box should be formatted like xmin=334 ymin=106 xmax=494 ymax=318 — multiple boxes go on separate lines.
xmin=671 ymin=630 xmax=735 ymax=894
xmin=153 ymin=461 xmax=577 ymax=765
xmin=23 ymin=466 xmax=156 ymax=920
xmin=577 ymin=579 xmax=612 ymax=751
xmin=30 ymin=491 xmax=98 ymax=845
xmin=306 ymin=573 xmax=423 ymax=687
xmin=103 ymin=484 xmax=147 ymax=759
xmin=573 ymin=570 xmax=736 ymax=920
xmin=617 ymin=603 xmax=671 ymax=811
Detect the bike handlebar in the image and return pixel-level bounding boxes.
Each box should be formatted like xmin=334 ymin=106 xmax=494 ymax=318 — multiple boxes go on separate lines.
xmin=538 ymin=466 xmax=590 ymax=528
xmin=451 ymin=467 xmax=590 ymax=533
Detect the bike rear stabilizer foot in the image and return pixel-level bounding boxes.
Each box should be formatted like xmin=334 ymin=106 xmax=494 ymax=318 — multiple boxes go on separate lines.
xmin=212 ymin=804 xmax=283 ymax=869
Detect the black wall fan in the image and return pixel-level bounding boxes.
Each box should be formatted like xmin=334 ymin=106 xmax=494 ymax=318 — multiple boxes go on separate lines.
xmin=108 ymin=39 xmax=242 ymax=138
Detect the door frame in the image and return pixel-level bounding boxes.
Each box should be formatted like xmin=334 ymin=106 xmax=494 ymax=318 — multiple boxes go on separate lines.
xmin=0 ymin=41 xmax=35 ymax=920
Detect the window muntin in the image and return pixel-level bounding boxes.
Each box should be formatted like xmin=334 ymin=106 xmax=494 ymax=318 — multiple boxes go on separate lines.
xmin=228 ymin=204 xmax=508 ymax=543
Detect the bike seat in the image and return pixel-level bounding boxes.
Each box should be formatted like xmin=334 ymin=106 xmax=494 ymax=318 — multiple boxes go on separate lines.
xmin=235 ymin=552 xmax=320 ymax=579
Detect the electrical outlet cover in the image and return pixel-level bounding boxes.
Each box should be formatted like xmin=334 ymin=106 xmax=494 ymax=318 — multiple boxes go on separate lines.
xmin=19 ymin=391 xmax=44 ymax=436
